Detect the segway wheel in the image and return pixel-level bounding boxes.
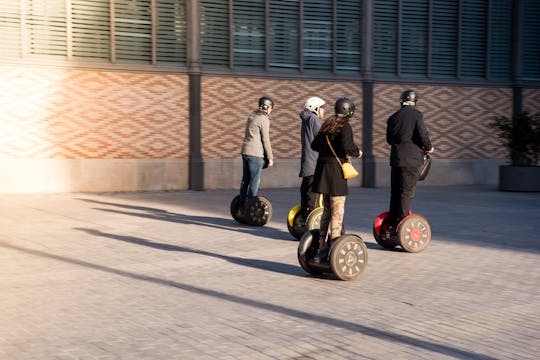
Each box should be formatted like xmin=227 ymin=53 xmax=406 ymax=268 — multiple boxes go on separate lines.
xmin=287 ymin=205 xmax=306 ymax=240
xmin=397 ymin=214 xmax=431 ymax=253
xmin=297 ymin=229 xmax=324 ymax=275
xmin=372 ymin=212 xmax=396 ymax=249
xmin=230 ymin=195 xmax=244 ymax=224
xmin=329 ymin=234 xmax=368 ymax=281
xmin=306 ymin=207 xmax=324 ymax=231
xmin=245 ymin=196 xmax=272 ymax=226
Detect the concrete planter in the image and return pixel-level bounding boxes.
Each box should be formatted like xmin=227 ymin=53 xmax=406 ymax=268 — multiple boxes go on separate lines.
xmin=499 ymin=165 xmax=540 ymax=191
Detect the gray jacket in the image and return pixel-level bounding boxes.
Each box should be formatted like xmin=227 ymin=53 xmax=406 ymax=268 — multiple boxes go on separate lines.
xmin=299 ymin=109 xmax=322 ymax=177
xmin=241 ymin=110 xmax=273 ymax=160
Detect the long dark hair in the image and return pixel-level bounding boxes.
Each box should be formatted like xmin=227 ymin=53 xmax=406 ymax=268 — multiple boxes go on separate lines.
xmin=319 ymin=115 xmax=349 ymax=135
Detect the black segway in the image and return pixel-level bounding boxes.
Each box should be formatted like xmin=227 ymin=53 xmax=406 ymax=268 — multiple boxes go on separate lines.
xmin=372 ymin=211 xmax=431 ymax=253
xmin=230 ymin=195 xmax=272 ymax=226
xmin=286 ymin=195 xmax=324 ymax=240
xmin=298 ymin=229 xmax=368 ymax=281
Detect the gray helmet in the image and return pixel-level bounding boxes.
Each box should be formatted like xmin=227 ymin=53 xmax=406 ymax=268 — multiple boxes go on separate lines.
xmin=334 ymin=97 xmax=355 ymax=117
xmin=258 ymin=96 xmax=275 ymax=110
xmin=400 ymin=89 xmax=418 ymax=105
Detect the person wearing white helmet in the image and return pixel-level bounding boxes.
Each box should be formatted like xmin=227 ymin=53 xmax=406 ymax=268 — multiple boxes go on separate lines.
xmin=299 ymin=96 xmax=326 ymax=222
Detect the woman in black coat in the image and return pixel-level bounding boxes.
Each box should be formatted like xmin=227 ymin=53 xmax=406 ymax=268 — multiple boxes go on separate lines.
xmin=310 ymin=98 xmax=362 ymax=263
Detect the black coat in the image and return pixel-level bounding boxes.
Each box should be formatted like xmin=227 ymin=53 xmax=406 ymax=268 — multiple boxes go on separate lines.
xmin=387 ymin=105 xmax=432 ymax=167
xmin=311 ymin=121 xmax=360 ymax=196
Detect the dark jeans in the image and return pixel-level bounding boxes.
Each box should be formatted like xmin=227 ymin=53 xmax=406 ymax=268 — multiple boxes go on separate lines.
xmin=239 ymin=154 xmax=263 ymax=205
xmin=300 ymin=175 xmax=318 ymax=218
xmin=389 ymin=166 xmax=418 ymax=226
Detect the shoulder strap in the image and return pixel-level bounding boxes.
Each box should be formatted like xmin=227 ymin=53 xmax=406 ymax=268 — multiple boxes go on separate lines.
xmin=326 ymin=135 xmax=343 ymax=167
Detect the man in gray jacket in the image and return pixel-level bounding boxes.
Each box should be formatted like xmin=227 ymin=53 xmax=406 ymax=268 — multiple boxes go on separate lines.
xmin=238 ymin=96 xmax=275 ymax=211
xmin=299 ymin=96 xmax=325 ymax=221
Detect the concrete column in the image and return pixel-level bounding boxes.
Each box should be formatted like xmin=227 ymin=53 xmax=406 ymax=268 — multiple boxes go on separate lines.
xmin=361 ymin=0 xmax=376 ymax=187
xmin=186 ymin=0 xmax=204 ymax=190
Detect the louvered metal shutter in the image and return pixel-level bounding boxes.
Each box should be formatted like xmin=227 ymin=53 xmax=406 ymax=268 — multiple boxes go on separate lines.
xmin=156 ymin=1 xmax=187 ymax=65
xmin=336 ymin=0 xmax=362 ymax=73
xmin=373 ymin=0 xmax=398 ymax=76
xmin=523 ymin=0 xmax=540 ymax=80
xmin=303 ymin=0 xmax=332 ymax=72
xmin=72 ymin=0 xmax=110 ymax=61
xmin=201 ymin=0 xmax=229 ymax=68
xmin=26 ymin=0 xmax=67 ymax=58
xmin=269 ymin=0 xmax=299 ymax=71
xmin=401 ymin=0 xmax=428 ymax=76
xmin=0 ymin=2 xmax=21 ymax=58
xmin=233 ymin=0 xmax=264 ymax=69
xmin=460 ymin=0 xmax=488 ymax=78
xmin=488 ymin=0 xmax=511 ymax=80
xmin=114 ymin=0 xmax=151 ymax=64
xmin=431 ymin=1 xmax=458 ymax=78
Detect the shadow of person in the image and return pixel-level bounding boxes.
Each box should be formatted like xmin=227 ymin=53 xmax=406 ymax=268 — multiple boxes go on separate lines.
xmin=75 ymin=227 xmax=304 ymax=277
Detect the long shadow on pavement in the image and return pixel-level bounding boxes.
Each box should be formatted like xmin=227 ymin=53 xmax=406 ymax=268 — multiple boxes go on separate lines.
xmin=1 ymin=240 xmax=497 ymax=360
xmin=77 ymin=198 xmax=293 ymax=241
xmin=75 ymin=227 xmax=303 ymax=277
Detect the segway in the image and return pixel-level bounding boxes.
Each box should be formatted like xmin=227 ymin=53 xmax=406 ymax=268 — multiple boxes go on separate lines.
xmin=298 ymin=229 xmax=368 ymax=281
xmin=230 ymin=195 xmax=272 ymax=226
xmin=287 ymin=195 xmax=324 ymax=240
xmin=372 ymin=212 xmax=431 ymax=253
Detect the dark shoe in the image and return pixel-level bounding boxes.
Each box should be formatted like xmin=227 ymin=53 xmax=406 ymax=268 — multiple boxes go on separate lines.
xmin=385 ymin=225 xmax=397 ymax=239
xmin=313 ymin=246 xmax=330 ymax=264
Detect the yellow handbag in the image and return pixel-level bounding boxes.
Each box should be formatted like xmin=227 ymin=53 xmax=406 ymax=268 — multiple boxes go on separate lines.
xmin=326 ymin=135 xmax=359 ymax=180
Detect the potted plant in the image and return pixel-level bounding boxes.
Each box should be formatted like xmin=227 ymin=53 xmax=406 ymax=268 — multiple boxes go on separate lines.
xmin=490 ymin=111 xmax=540 ymax=191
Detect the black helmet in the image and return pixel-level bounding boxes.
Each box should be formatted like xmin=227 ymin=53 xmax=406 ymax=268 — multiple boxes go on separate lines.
xmin=258 ymin=96 xmax=275 ymax=110
xmin=400 ymin=89 xmax=418 ymax=105
xmin=334 ymin=97 xmax=355 ymax=117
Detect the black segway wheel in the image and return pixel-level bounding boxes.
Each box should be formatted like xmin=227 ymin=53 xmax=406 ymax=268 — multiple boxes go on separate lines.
xmin=287 ymin=205 xmax=306 ymax=240
xmin=306 ymin=207 xmax=324 ymax=231
xmin=244 ymin=196 xmax=272 ymax=226
xmin=329 ymin=234 xmax=368 ymax=281
xmin=230 ymin=195 xmax=245 ymax=224
xmin=397 ymin=214 xmax=431 ymax=253
xmin=297 ymin=229 xmax=324 ymax=276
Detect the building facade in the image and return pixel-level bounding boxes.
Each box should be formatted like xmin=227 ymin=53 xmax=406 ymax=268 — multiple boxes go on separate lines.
xmin=0 ymin=0 xmax=539 ymax=192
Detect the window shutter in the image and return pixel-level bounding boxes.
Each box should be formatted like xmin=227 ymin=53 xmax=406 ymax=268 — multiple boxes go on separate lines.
xmin=201 ymin=0 xmax=229 ymax=68
xmin=373 ymin=0 xmax=398 ymax=76
xmin=523 ymin=0 xmax=540 ymax=80
xmin=71 ymin=0 xmax=110 ymax=61
xmin=400 ymin=0 xmax=428 ymax=76
xmin=156 ymin=0 xmax=186 ymax=65
xmin=460 ymin=0 xmax=488 ymax=78
xmin=431 ymin=1 xmax=458 ymax=78
xmin=336 ymin=0 xmax=361 ymax=73
xmin=303 ymin=0 xmax=332 ymax=72
xmin=114 ymin=0 xmax=151 ymax=64
xmin=26 ymin=0 xmax=67 ymax=59
xmin=269 ymin=0 xmax=299 ymax=70
xmin=233 ymin=0 xmax=264 ymax=69
xmin=488 ymin=0 xmax=511 ymax=80
xmin=0 ymin=2 xmax=22 ymax=58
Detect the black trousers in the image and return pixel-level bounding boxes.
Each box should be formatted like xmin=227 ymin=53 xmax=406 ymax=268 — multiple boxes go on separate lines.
xmin=300 ymin=175 xmax=319 ymax=218
xmin=389 ymin=166 xmax=418 ymax=225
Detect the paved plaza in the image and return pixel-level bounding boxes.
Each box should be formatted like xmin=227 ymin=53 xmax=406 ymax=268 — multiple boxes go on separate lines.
xmin=1 ymin=185 xmax=539 ymax=359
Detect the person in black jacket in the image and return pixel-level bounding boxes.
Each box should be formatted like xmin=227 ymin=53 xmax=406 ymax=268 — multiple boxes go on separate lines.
xmin=299 ymin=96 xmax=325 ymax=222
xmin=386 ymin=89 xmax=434 ymax=233
xmin=311 ymin=98 xmax=362 ymax=263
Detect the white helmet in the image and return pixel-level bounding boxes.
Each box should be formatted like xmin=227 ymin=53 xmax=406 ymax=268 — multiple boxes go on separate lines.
xmin=304 ymin=96 xmax=325 ymax=113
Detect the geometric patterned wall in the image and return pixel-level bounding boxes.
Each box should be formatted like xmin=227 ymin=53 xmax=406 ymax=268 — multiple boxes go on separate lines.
xmin=0 ymin=65 xmax=189 ymax=159
xmin=373 ymin=84 xmax=512 ymax=159
xmin=523 ymin=89 xmax=540 ymax=115
xmin=201 ymin=76 xmax=363 ymax=159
